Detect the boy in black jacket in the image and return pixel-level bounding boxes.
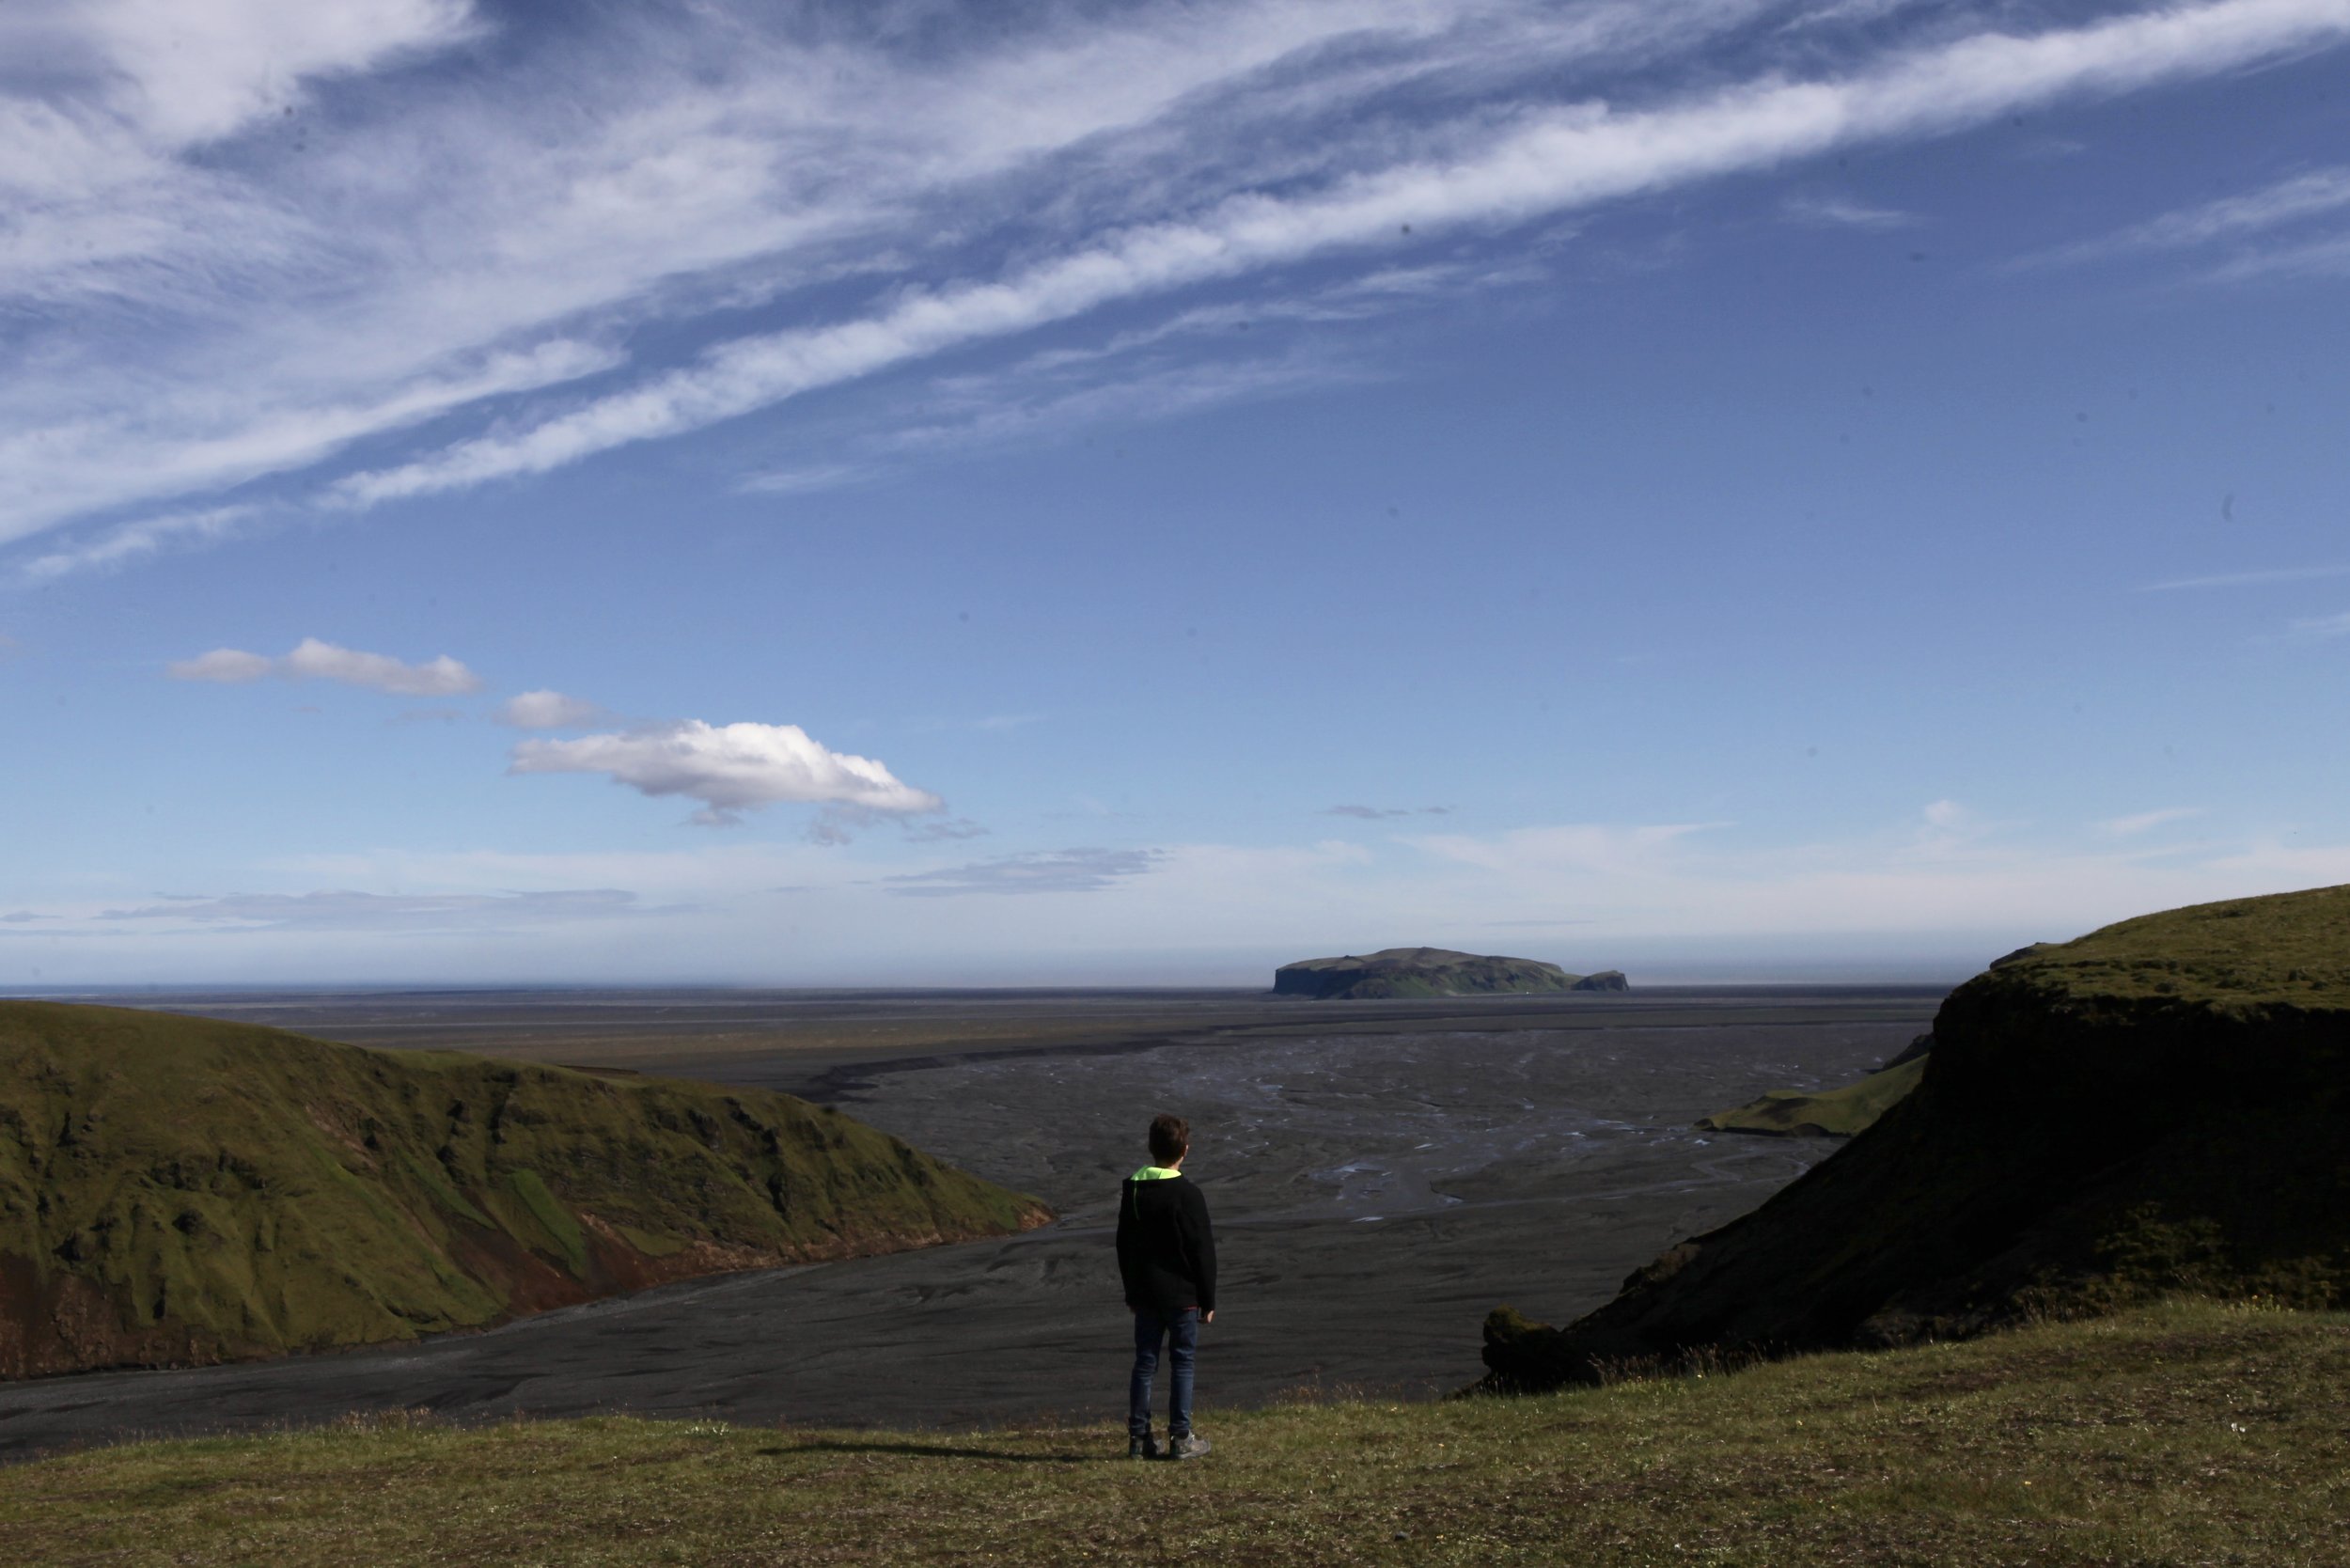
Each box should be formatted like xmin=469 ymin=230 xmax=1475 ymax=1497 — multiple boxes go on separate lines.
xmin=1117 ymin=1112 xmax=1215 ymax=1460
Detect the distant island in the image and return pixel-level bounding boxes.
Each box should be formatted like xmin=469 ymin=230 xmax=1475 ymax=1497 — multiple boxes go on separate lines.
xmin=1274 ymin=947 xmax=1627 ymax=999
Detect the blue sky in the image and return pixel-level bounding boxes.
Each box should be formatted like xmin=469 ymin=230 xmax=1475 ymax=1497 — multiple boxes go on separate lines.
xmin=5 ymin=0 xmax=2349 ymax=987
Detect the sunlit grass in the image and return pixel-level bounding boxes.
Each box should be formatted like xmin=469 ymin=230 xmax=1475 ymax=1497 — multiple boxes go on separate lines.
xmin=5 ymin=1298 xmax=2342 ymax=1565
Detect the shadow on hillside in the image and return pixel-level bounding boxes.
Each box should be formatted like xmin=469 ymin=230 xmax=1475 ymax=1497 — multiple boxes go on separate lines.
xmin=759 ymin=1440 xmax=1096 ymax=1465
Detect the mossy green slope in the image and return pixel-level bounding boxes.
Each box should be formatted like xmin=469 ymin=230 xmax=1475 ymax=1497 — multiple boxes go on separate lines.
xmin=0 ymin=1001 xmax=1048 ymax=1378
xmin=1484 ymin=885 xmax=2350 ymax=1390
xmin=1696 ymin=1052 xmax=1928 ymax=1137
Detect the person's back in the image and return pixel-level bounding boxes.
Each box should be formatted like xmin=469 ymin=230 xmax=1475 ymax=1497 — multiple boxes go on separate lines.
xmin=1115 ymin=1112 xmax=1215 ymax=1459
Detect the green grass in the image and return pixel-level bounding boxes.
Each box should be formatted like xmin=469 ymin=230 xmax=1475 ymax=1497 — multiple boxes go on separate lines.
xmin=0 ymin=1002 xmax=1047 ymax=1377
xmin=1697 ymin=1054 xmax=1927 ymax=1138
xmin=1994 ymin=883 xmax=2350 ymax=1009
xmin=1 ymin=1300 xmax=2342 ymax=1565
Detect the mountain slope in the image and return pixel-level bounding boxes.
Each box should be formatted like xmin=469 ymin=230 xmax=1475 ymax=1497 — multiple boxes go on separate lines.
xmin=0 ymin=1001 xmax=1047 ymax=1378
xmin=1482 ymin=885 xmax=2350 ymax=1389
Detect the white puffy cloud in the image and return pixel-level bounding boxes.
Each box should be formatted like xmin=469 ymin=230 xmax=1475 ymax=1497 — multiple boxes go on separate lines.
xmin=509 ymin=720 xmax=943 ymax=826
xmin=166 ymin=636 xmax=481 ymax=695
xmin=495 ymin=689 xmax=610 ymax=729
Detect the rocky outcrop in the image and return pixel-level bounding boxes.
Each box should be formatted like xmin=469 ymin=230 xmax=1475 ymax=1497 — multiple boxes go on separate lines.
xmin=0 ymin=1002 xmax=1049 ymax=1379
xmin=1274 ymin=949 xmax=1620 ymax=999
xmin=1482 ymin=885 xmax=2350 ymax=1390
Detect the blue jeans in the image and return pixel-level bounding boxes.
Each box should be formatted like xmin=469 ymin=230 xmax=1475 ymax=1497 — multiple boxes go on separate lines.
xmin=1128 ymin=1308 xmax=1198 ymax=1439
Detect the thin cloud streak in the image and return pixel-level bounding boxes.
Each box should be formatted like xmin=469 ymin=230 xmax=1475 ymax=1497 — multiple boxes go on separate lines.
xmin=2138 ymin=563 xmax=2350 ymax=591
xmin=2284 ymin=608 xmax=2350 ymax=641
xmin=2099 ymin=807 xmax=2202 ymax=836
xmin=2023 ymin=164 xmax=2350 ymax=268
xmin=96 ymin=887 xmax=649 ymax=932
xmin=1781 ymin=191 xmax=1919 ymax=227
xmin=329 ymin=0 xmax=2350 ymax=510
xmin=885 ymin=847 xmax=1167 ymax=897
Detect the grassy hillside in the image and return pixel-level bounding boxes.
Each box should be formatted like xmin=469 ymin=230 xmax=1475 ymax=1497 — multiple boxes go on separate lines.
xmin=1484 ymin=885 xmax=2350 ymax=1391
xmin=0 ymin=1300 xmax=2340 ymax=1566
xmin=0 ymin=1002 xmax=1047 ymax=1378
xmin=1696 ymin=1052 xmax=1927 ymax=1137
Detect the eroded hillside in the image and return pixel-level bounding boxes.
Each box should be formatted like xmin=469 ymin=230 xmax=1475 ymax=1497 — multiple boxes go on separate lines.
xmin=0 ymin=1002 xmax=1048 ymax=1378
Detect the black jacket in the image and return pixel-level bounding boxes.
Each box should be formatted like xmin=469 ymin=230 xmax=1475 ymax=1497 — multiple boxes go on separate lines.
xmin=1116 ymin=1167 xmax=1216 ymax=1316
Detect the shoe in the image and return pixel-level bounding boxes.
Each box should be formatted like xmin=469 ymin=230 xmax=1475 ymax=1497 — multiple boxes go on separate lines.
xmin=1127 ymin=1434 xmax=1159 ymax=1460
xmin=1166 ymin=1433 xmax=1212 ymax=1461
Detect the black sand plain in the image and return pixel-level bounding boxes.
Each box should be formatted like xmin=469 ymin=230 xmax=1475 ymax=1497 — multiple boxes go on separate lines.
xmin=0 ymin=987 xmax=1938 ymax=1455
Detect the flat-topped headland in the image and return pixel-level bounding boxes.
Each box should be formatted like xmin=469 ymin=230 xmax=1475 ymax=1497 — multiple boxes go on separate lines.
xmin=1274 ymin=948 xmax=1627 ymax=999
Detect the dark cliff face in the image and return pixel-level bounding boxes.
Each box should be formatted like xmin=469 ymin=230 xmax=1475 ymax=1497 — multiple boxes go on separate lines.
xmin=1481 ymin=885 xmax=2350 ymax=1391
xmin=1274 ymin=948 xmax=1594 ymax=999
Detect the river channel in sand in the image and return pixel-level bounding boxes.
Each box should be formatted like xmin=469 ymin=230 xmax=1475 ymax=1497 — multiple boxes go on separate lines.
xmin=0 ymin=987 xmax=1937 ymax=1454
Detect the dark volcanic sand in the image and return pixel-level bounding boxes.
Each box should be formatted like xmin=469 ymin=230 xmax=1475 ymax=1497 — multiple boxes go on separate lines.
xmin=0 ymin=989 xmax=1935 ymax=1456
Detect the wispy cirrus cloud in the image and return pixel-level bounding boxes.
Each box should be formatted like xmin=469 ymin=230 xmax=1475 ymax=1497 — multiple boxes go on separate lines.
xmin=2023 ymin=165 xmax=2350 ymax=269
xmin=2284 ymin=608 xmax=2350 ymax=641
xmin=743 ymin=347 xmax=1367 ymax=495
xmin=1781 ymin=191 xmax=1919 ymax=227
xmin=884 ymin=847 xmax=1166 ymax=897
xmin=167 ymin=636 xmax=482 ymax=696
xmin=5 ymin=0 xmax=1740 ymax=555
xmin=8 ymin=1 xmax=2349 ymax=567
xmin=2099 ymin=807 xmax=2202 ymax=836
xmin=2137 ymin=563 xmax=2350 ymax=591
xmin=96 ymin=887 xmax=652 ymax=932
xmin=332 ymin=0 xmax=2350 ymax=513
xmin=16 ymin=505 xmax=259 ymax=582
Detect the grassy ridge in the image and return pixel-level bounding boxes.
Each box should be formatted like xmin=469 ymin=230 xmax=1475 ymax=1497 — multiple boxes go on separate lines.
xmin=1484 ymin=886 xmax=2350 ymax=1390
xmin=0 ymin=1002 xmax=1047 ymax=1377
xmin=0 ymin=1300 xmax=2341 ymax=1565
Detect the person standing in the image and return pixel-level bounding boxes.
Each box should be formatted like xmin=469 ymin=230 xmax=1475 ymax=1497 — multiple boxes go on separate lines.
xmin=1117 ymin=1112 xmax=1216 ymax=1460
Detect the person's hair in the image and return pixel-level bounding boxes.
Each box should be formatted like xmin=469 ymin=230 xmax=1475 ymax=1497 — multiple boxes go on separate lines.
xmin=1148 ymin=1113 xmax=1190 ymax=1167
